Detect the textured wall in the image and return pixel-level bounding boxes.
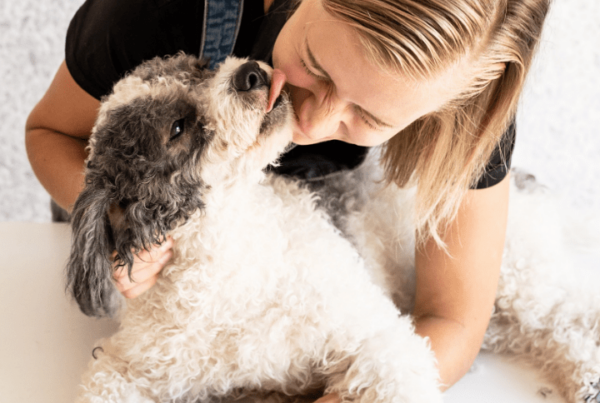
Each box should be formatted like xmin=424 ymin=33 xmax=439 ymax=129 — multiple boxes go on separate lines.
xmin=0 ymin=0 xmax=83 ymax=221
xmin=512 ymin=0 xmax=600 ymax=211
xmin=0 ymin=0 xmax=598 ymax=221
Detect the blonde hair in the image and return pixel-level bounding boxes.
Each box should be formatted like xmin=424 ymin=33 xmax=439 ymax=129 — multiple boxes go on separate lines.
xmin=322 ymin=0 xmax=550 ymax=248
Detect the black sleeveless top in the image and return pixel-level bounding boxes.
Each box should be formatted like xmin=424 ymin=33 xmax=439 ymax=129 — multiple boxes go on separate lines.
xmin=65 ymin=0 xmax=515 ymax=188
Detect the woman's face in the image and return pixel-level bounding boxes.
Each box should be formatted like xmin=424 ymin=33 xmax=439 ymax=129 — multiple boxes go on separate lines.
xmin=272 ymin=0 xmax=472 ymax=146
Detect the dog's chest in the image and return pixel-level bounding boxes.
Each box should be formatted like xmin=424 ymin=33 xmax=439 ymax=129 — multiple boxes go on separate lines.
xmin=112 ymin=177 xmax=410 ymax=393
xmin=130 ymin=178 xmax=377 ymax=328
xmin=140 ymin=182 xmax=329 ymax=314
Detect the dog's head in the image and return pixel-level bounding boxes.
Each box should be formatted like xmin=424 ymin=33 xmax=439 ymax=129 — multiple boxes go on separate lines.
xmin=67 ymin=54 xmax=292 ymax=317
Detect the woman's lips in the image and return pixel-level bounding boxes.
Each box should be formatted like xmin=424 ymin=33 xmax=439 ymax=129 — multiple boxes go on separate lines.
xmin=266 ymin=69 xmax=287 ymax=112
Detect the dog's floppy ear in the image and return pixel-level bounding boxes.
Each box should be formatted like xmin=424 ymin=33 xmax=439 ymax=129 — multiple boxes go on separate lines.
xmin=66 ymin=185 xmax=119 ymax=318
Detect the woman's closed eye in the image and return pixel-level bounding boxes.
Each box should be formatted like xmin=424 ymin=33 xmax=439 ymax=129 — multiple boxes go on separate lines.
xmin=353 ymin=105 xmax=385 ymax=131
xmin=300 ymin=57 xmax=384 ymax=131
xmin=300 ymin=57 xmax=329 ymax=82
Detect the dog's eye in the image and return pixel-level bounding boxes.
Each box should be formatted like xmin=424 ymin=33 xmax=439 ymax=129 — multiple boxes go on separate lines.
xmin=169 ymin=119 xmax=186 ymax=141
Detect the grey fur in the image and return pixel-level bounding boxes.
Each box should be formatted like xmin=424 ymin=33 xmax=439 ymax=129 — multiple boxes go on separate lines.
xmin=66 ymin=53 xmax=290 ymax=318
xmin=66 ymin=55 xmax=218 ymax=317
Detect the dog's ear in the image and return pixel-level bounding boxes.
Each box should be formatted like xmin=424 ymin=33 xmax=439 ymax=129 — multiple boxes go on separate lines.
xmin=66 ymin=185 xmax=119 ymax=318
xmin=195 ymin=57 xmax=210 ymax=73
xmin=109 ymin=199 xmax=169 ymax=283
xmin=185 ymin=55 xmax=211 ymax=81
xmin=112 ymin=183 xmax=203 ymax=272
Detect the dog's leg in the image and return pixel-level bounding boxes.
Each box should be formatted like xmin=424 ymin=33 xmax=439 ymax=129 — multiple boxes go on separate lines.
xmin=320 ymin=315 xmax=442 ymax=403
xmin=75 ymin=342 xmax=154 ymax=403
xmin=483 ymin=173 xmax=600 ymax=403
xmin=484 ymin=269 xmax=600 ymax=403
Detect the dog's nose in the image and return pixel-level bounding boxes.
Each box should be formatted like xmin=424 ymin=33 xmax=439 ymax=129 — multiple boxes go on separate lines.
xmin=232 ymin=62 xmax=269 ymax=91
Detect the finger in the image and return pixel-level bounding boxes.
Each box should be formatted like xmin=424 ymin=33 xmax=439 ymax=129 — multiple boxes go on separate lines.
xmin=314 ymin=394 xmax=340 ymax=403
xmin=112 ymin=236 xmax=174 ymax=275
xmin=113 ymin=264 xmax=155 ymax=292
xmin=134 ymin=236 xmax=175 ymax=264
xmin=121 ymin=275 xmax=159 ymax=299
xmin=114 ymin=250 xmax=173 ymax=291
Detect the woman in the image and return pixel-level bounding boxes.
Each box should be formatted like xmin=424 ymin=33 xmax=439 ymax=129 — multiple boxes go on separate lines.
xmin=25 ymin=0 xmax=549 ymax=397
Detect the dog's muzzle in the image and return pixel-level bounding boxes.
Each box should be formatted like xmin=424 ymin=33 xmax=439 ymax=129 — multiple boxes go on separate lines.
xmin=232 ymin=61 xmax=286 ymax=113
xmin=232 ymin=61 xmax=269 ymax=92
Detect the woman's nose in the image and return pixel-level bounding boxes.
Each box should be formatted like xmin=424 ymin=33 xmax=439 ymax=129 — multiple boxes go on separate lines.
xmin=295 ymin=87 xmax=345 ymax=140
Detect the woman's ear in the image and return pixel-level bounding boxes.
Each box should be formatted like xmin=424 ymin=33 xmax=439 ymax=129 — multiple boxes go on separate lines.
xmin=66 ymin=185 xmax=121 ymax=318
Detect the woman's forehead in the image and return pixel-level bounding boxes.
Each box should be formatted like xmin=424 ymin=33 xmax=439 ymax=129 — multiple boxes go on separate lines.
xmin=300 ymin=0 xmax=473 ymax=129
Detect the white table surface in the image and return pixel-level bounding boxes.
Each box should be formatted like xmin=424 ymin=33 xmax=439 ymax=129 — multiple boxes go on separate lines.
xmin=0 ymin=222 xmax=567 ymax=403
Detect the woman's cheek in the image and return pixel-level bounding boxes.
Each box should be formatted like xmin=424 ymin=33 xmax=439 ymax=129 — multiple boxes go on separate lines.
xmin=278 ymin=60 xmax=313 ymax=89
xmin=272 ymin=45 xmax=311 ymax=87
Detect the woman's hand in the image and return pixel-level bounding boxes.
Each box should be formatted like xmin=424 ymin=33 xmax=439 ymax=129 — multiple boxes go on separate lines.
xmin=112 ymin=237 xmax=174 ymax=298
xmin=314 ymin=393 xmax=340 ymax=403
xmin=413 ymin=174 xmax=510 ymax=390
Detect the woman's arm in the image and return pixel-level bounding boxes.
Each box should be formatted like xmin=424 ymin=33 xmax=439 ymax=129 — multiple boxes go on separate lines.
xmin=413 ymin=173 xmax=510 ymax=390
xmin=25 ymin=60 xmax=98 ymax=211
xmin=314 ymin=174 xmax=510 ymax=403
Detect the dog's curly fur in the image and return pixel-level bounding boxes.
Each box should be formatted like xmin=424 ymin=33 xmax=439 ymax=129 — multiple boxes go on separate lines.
xmin=66 ymin=54 xmax=441 ymax=403
xmin=67 ymin=53 xmax=600 ymax=403
xmin=324 ymin=161 xmax=600 ymax=403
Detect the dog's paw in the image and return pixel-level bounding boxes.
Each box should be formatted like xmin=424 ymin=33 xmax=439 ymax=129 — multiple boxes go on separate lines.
xmin=325 ymin=323 xmax=443 ymax=403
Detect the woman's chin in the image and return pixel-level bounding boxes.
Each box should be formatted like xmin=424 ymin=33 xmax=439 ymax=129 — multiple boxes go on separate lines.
xmin=291 ymin=131 xmax=313 ymax=145
xmin=292 ymin=130 xmax=331 ymax=145
xmin=291 ymin=137 xmax=313 ymax=146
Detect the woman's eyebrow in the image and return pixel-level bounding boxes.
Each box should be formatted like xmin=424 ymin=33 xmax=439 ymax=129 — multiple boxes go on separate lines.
xmin=305 ymin=39 xmax=395 ymax=129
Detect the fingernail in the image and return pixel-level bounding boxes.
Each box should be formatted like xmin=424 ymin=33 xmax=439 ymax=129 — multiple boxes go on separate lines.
xmin=314 ymin=394 xmax=340 ymax=403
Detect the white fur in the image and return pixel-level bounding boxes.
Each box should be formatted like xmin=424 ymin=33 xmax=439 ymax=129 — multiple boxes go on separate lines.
xmin=76 ymin=56 xmax=600 ymax=403
xmin=77 ymin=164 xmax=442 ymax=403
xmin=324 ymin=155 xmax=600 ymax=403
xmin=485 ymin=173 xmax=600 ymax=402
